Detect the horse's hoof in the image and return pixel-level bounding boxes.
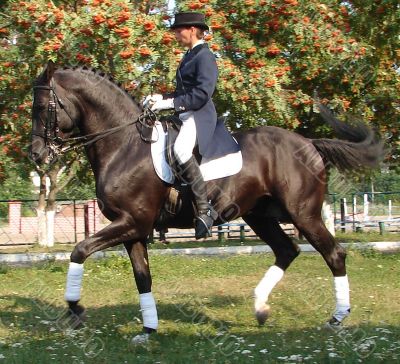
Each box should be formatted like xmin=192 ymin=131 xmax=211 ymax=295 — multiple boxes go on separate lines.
xmin=255 ymin=304 xmax=270 ymax=325
xmin=65 ymin=304 xmax=86 ymax=330
xmin=68 ymin=312 xmax=86 ymax=330
xmin=324 ymin=316 xmax=343 ymax=331
xmin=131 ymin=333 xmax=150 ymax=345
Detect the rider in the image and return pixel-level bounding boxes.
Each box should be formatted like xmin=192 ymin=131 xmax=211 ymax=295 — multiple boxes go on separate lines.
xmin=144 ymin=12 xmax=218 ymax=239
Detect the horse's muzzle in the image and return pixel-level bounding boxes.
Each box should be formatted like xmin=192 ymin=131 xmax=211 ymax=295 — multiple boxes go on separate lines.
xmin=29 ymin=137 xmax=48 ymax=165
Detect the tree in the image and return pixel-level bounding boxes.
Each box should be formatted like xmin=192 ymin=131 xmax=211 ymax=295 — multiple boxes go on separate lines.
xmin=175 ymin=0 xmax=399 ymax=165
xmin=0 ymin=0 xmax=398 ymax=236
xmin=1 ymin=0 xmax=173 ymax=244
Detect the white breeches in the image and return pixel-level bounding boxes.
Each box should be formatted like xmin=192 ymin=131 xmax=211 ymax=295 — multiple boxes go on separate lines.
xmin=173 ymin=111 xmax=197 ymax=164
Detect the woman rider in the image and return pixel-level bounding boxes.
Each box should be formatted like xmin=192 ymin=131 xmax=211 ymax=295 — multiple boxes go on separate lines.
xmin=144 ymin=12 xmax=222 ymax=239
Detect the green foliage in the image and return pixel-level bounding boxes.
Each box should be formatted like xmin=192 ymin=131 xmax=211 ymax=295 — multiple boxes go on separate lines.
xmin=56 ymin=177 xmax=96 ymax=199
xmin=0 ymin=155 xmax=34 ymax=200
xmin=0 ymin=0 xmax=398 ymax=201
xmin=177 ymin=0 xmax=399 ymax=164
xmin=0 ymin=264 xmax=10 ymax=274
xmin=369 ymin=169 xmax=400 ymax=193
xmin=327 ymin=168 xmax=400 ymax=201
xmin=55 ymin=158 xmax=97 ymax=199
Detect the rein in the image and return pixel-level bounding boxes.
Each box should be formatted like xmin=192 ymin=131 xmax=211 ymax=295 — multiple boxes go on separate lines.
xmin=56 ymin=110 xmax=157 ymax=153
xmin=33 ymin=83 xmax=158 ymax=158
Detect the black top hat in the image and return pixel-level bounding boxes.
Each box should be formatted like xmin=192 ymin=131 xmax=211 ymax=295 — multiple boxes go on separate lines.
xmin=170 ymin=12 xmax=209 ymax=31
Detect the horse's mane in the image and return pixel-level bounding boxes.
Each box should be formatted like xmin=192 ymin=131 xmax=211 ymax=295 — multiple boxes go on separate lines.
xmin=58 ymin=65 xmax=142 ymax=110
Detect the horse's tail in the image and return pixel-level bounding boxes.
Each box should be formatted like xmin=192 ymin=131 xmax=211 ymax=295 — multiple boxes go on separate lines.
xmin=311 ymin=105 xmax=387 ymax=171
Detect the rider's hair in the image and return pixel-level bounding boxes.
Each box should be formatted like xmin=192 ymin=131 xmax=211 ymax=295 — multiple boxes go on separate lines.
xmin=195 ymin=28 xmax=205 ymax=39
xmin=183 ymin=26 xmax=205 ymax=39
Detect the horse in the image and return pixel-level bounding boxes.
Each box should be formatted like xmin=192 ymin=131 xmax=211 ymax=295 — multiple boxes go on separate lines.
xmin=30 ymin=62 xmax=385 ymax=343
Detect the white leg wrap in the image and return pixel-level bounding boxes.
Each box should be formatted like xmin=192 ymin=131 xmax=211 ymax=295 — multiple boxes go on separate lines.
xmin=254 ymin=265 xmax=284 ymax=311
xmin=333 ymin=275 xmax=351 ymax=321
xmin=139 ymin=292 xmax=158 ymax=330
xmin=64 ymin=262 xmax=84 ymax=302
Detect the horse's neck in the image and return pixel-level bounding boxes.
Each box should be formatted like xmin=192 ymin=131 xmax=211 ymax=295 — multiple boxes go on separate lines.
xmin=66 ymin=74 xmax=143 ymax=174
xmin=75 ymin=83 xmax=139 ymax=135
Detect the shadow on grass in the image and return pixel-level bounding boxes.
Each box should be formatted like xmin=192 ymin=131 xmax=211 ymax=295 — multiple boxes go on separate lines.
xmin=0 ymin=293 xmax=252 ymax=333
xmin=1 ymin=293 xmax=400 ymax=363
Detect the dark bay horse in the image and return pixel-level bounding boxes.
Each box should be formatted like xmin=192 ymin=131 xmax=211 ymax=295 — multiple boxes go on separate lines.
xmin=30 ymin=62 xmax=385 ymax=343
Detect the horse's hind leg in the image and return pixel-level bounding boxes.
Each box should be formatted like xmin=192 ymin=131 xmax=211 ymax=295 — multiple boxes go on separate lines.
xmin=290 ymin=213 xmax=350 ymax=326
xmin=243 ymin=214 xmax=300 ymax=325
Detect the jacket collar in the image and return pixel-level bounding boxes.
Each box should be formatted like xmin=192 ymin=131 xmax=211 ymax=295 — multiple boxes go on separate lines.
xmin=190 ymin=39 xmax=204 ymax=50
xmin=180 ymin=43 xmax=208 ymax=68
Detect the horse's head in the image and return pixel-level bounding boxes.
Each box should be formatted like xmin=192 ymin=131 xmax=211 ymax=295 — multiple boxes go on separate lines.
xmin=30 ymin=61 xmax=80 ymax=165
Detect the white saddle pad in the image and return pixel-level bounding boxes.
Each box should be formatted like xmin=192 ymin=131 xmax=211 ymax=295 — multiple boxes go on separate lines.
xmin=150 ymin=122 xmax=242 ymax=184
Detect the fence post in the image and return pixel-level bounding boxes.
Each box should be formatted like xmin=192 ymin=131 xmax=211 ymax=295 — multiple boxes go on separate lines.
xmin=352 ymin=194 xmax=356 ymax=232
xmin=90 ymin=199 xmax=96 ymax=234
xmin=83 ymin=200 xmax=97 ymax=236
xmin=240 ymin=224 xmax=245 ymax=242
xmin=379 ymin=221 xmax=385 ymax=235
xmin=218 ymin=225 xmax=225 ymax=243
xmin=8 ymin=201 xmax=22 ymax=234
xmin=84 ymin=204 xmax=89 ymax=239
xmin=332 ymin=194 xmax=337 ymax=224
xmin=363 ymin=194 xmax=369 ymax=221
xmin=340 ymin=198 xmax=346 ymax=233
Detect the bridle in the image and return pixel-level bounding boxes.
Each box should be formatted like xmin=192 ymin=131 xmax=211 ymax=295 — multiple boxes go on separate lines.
xmin=32 ymin=81 xmax=159 ymax=160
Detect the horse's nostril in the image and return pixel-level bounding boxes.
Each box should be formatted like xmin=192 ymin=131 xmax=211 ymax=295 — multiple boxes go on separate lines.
xmin=30 ymin=152 xmax=42 ymax=164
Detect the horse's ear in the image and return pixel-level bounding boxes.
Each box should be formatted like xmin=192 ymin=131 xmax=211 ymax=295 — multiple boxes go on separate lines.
xmin=43 ymin=60 xmax=56 ymax=83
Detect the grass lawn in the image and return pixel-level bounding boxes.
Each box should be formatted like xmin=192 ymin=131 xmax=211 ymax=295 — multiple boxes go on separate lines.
xmin=0 ymin=251 xmax=399 ymax=363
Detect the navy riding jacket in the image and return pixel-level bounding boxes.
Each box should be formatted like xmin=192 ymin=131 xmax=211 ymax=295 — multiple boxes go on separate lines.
xmin=166 ymin=43 xmax=239 ymax=159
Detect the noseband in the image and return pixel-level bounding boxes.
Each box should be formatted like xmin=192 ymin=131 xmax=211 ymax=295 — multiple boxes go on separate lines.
xmin=32 ymin=82 xmax=72 ymax=159
xmin=32 ymin=82 xmax=158 ymax=159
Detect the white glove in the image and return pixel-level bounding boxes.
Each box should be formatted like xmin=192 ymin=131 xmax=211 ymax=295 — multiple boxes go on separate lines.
xmin=151 ymin=98 xmax=174 ymax=112
xmin=142 ymin=94 xmax=163 ymax=108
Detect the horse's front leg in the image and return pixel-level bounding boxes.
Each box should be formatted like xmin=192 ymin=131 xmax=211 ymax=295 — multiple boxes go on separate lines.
xmin=64 ymin=217 xmax=149 ymax=328
xmin=124 ymin=241 xmax=157 ymax=344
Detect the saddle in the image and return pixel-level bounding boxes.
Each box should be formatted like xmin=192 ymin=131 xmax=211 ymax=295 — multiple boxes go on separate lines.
xmin=152 ymin=114 xmax=232 ymax=232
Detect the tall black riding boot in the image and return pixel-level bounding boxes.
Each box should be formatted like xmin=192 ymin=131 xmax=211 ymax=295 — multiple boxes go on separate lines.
xmin=179 ymin=156 xmax=218 ymax=239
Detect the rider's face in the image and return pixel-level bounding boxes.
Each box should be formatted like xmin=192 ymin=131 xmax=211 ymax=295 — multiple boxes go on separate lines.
xmin=173 ymin=27 xmax=198 ymax=49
